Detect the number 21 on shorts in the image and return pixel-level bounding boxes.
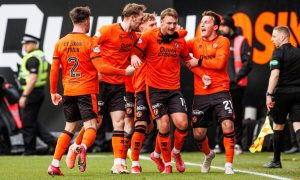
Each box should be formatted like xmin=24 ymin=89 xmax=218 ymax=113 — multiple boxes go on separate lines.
xmin=223 ymin=100 xmax=233 ymax=114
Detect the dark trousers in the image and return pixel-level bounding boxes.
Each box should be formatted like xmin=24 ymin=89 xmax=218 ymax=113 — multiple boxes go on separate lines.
xmin=215 ymin=87 xmax=245 ymax=147
xmin=21 ymin=88 xmax=55 ymax=154
xmin=230 ymin=87 xmax=245 ymax=145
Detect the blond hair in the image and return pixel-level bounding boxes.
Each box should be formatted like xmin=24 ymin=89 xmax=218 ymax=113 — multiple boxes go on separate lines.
xmin=160 ymin=8 xmax=178 ymax=20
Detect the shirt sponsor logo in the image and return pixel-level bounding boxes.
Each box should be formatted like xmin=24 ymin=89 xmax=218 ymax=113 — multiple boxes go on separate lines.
xmin=125 ymin=102 xmax=134 ymax=108
xmin=192 ymin=109 xmax=204 ymax=116
xmin=98 ymin=101 xmax=104 ymax=106
xmin=118 ymin=43 xmax=132 ymax=52
xmin=136 ymin=105 xmax=147 ymax=111
xmin=152 ymin=103 xmax=162 ymax=109
xmin=158 ymin=47 xmax=177 ymax=57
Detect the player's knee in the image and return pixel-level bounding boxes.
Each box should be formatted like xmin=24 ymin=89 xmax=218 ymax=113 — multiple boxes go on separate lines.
xmin=193 ymin=128 xmax=206 ymax=140
xmin=83 ymin=118 xmax=97 ymax=130
xmin=135 ymin=120 xmax=148 ymax=127
xmin=158 ymin=124 xmax=170 ymax=134
xmin=146 ymin=122 xmax=154 ymax=134
xmin=125 ymin=126 xmax=134 ymax=135
xmin=65 ymin=122 xmax=77 ymax=134
xmin=112 ymin=119 xmax=125 ymax=130
xmin=158 ymin=119 xmax=170 ymax=132
xmin=221 ymin=119 xmax=234 ymax=132
xmin=175 ymin=121 xmax=188 ymax=130
xmin=273 ymin=123 xmax=284 ymax=130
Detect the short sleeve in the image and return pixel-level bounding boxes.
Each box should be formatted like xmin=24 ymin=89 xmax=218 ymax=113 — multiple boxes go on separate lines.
xmin=26 ymin=57 xmax=40 ymax=73
xmin=269 ymin=48 xmax=283 ymax=70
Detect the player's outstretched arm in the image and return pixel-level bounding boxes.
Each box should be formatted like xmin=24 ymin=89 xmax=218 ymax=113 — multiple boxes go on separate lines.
xmin=92 ymin=58 xmax=134 ymax=76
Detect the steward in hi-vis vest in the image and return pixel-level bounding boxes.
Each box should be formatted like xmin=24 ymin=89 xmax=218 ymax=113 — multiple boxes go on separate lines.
xmin=18 ymin=34 xmax=56 ymax=155
xmin=18 ymin=49 xmax=48 ymax=90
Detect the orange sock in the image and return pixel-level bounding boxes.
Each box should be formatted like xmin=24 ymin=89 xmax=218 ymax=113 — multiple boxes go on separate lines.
xmin=75 ymin=127 xmax=85 ymax=145
xmin=53 ymin=131 xmax=73 ymax=160
xmin=121 ymin=132 xmax=132 ymax=159
xmin=196 ymin=136 xmax=211 ymax=155
xmin=158 ymin=132 xmax=171 ymax=163
xmin=154 ymin=133 xmax=161 ymax=154
xmin=131 ymin=125 xmax=146 ymax=161
xmin=81 ymin=128 xmax=97 ymax=149
xmin=173 ymin=128 xmax=188 ymax=151
xmin=112 ymin=131 xmax=124 ymax=159
xmin=223 ymin=130 xmax=235 ymax=163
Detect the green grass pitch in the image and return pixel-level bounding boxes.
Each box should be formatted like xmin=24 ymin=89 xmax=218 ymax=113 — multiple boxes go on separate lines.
xmin=0 ymin=152 xmax=299 ymax=179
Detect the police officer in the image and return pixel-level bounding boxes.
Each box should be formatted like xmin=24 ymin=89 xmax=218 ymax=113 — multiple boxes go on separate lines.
xmin=18 ymin=34 xmax=56 ymax=155
xmin=213 ymin=13 xmax=253 ymax=155
xmin=264 ymin=26 xmax=300 ymax=168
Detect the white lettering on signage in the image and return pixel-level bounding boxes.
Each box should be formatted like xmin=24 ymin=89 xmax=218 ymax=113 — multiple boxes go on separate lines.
xmin=0 ymin=4 xmax=198 ymax=71
xmin=0 ymin=4 xmax=43 ymax=71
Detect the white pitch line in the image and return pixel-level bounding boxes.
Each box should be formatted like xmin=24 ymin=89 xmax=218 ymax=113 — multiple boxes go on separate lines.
xmin=66 ymin=154 xmax=292 ymax=180
xmin=139 ymin=155 xmax=292 ymax=180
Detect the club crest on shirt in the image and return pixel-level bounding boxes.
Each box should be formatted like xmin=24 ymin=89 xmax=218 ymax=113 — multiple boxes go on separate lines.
xmin=174 ymin=42 xmax=179 ymax=48
xmin=212 ymin=43 xmax=218 ymax=48
xmin=137 ymin=38 xmax=142 ymax=44
xmin=93 ymin=46 xmax=101 ymax=53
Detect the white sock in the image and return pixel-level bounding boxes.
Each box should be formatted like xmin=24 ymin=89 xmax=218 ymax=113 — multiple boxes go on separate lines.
xmin=121 ymin=158 xmax=126 ymax=165
xmin=51 ymin=159 xmax=60 ymax=167
xmin=172 ymin=147 xmax=180 ymax=154
xmin=114 ymin=158 xmax=122 ymax=165
xmin=132 ymin=161 xmax=140 ymax=167
xmin=153 ymin=151 xmax=160 ymax=158
xmin=165 ymin=162 xmax=172 ymax=166
xmin=225 ymin=162 xmax=233 ymax=168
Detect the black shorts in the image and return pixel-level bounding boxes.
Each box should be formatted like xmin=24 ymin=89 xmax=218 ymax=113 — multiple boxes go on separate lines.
xmin=63 ymin=94 xmax=98 ymax=122
xmin=135 ymin=91 xmax=151 ymax=124
xmin=98 ymin=81 xmax=126 ymax=115
xmin=270 ymin=92 xmax=300 ymax=124
xmin=191 ymin=91 xmax=234 ymax=128
xmin=147 ymin=86 xmax=187 ymax=119
xmin=125 ymin=92 xmax=135 ymax=118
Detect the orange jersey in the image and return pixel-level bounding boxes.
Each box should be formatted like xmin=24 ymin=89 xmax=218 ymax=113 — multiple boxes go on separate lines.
xmin=187 ymin=35 xmax=230 ymax=95
xmin=132 ymin=32 xmax=147 ymax=92
xmin=134 ymin=28 xmax=191 ymax=90
xmin=50 ymin=33 xmax=100 ymax=96
xmin=124 ymin=75 xmax=135 ymax=93
xmin=132 ymin=58 xmax=147 ymax=92
xmin=93 ymin=23 xmax=138 ymax=84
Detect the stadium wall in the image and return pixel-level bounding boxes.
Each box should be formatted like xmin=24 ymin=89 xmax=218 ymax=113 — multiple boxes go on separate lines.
xmin=0 ymin=1 xmax=299 ymax=138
